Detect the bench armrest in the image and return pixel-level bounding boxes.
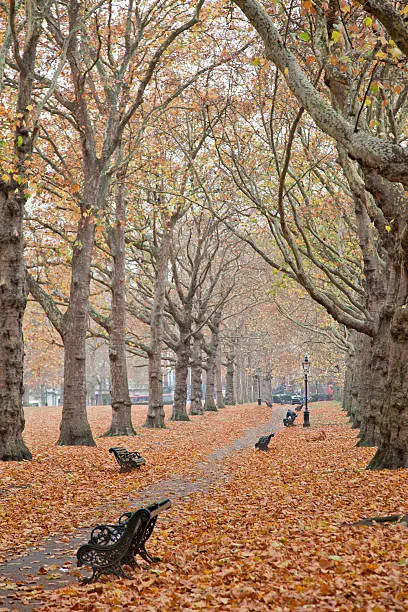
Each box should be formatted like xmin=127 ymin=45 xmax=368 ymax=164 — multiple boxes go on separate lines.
xmin=146 ymin=497 xmax=172 ymax=518
xmin=128 ymin=450 xmax=144 ymax=460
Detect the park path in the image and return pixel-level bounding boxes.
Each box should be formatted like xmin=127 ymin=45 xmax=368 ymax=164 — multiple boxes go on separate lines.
xmin=0 ymin=404 xmax=286 ymax=609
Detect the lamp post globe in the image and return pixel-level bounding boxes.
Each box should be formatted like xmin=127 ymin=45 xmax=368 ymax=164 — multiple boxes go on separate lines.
xmin=302 ymin=354 xmax=311 ymax=427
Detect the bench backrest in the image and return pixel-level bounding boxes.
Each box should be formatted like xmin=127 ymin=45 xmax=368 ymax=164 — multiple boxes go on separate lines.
xmin=119 ymin=497 xmax=171 ymax=524
xmin=77 ymin=508 xmax=151 ymax=569
xmin=109 ymin=447 xmax=128 ymax=455
xmin=77 ymin=497 xmax=172 ymax=575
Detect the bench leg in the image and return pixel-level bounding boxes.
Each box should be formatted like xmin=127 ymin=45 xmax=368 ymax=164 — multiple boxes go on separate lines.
xmin=119 ymin=466 xmax=133 ymax=473
xmin=80 ymin=569 xmax=101 ymax=585
xmin=81 ymin=563 xmax=133 ymax=584
xmin=114 ymin=565 xmax=133 ymax=580
xmin=124 ymin=553 xmax=141 ymax=570
xmin=138 ymin=545 xmax=160 ymax=564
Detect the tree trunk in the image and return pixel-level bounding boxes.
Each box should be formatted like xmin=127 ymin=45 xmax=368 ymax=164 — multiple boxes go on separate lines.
xmin=235 ymin=352 xmax=243 ymax=404
xmin=245 ymin=352 xmax=253 ymax=403
xmin=190 ymin=336 xmax=203 ymax=415
xmin=144 ymin=226 xmax=172 ymax=429
xmin=170 ymin=333 xmax=190 ymax=421
xmin=0 ymin=190 xmax=32 ymax=461
xmin=204 ymin=319 xmax=221 ymax=412
xmin=342 ymin=331 xmax=363 ymax=430
xmin=348 ymin=332 xmax=378 ymax=444
xmin=58 ymin=215 xmax=95 ymax=446
xmin=104 ymin=337 xmax=135 ymax=438
xmin=0 ymin=1 xmax=45 ymax=460
xmin=224 ymin=352 xmax=235 ymax=405
xmin=242 ymin=369 xmax=249 ymax=403
xmin=356 ymin=332 xmax=383 ymax=448
xmin=366 ymin=310 xmax=408 ymax=469
xmin=357 ymin=171 xmax=408 ymax=465
xmin=342 ymin=350 xmax=360 ymax=429
xmin=215 ymin=344 xmax=224 ymax=408
xmin=204 ymin=355 xmax=217 ymax=411
xmin=145 ymin=350 xmax=166 ymax=428
xmin=103 ymin=178 xmax=135 ymax=437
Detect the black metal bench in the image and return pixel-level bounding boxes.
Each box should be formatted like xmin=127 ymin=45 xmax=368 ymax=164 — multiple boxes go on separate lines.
xmin=255 ymin=432 xmax=275 ymax=451
xmin=76 ymin=497 xmax=171 ymax=584
xmin=109 ymin=447 xmax=146 ymax=472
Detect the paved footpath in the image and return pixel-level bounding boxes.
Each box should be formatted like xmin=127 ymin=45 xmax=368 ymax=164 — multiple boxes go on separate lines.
xmin=0 ymin=405 xmax=286 ymax=610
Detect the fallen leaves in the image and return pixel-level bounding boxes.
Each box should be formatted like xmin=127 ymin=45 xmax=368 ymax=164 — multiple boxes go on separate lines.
xmin=0 ymin=402 xmax=407 ymax=610
xmin=0 ymin=403 xmax=272 ymax=556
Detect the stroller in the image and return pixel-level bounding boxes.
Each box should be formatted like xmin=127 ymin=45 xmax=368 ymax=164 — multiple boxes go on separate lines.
xmin=283 ymin=409 xmax=297 ymax=427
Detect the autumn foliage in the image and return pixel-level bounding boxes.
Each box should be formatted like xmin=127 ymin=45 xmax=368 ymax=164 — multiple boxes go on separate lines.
xmin=1 ymin=402 xmax=407 ymax=610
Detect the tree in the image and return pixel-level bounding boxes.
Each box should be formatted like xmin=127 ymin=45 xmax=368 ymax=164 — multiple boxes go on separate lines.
xmin=190 ymin=333 xmax=204 ymax=414
xmin=26 ymin=0 xmax=209 ymax=443
xmin=0 ymin=0 xmax=54 ymax=460
xmin=93 ymin=159 xmax=136 ymax=437
xmin=203 ymin=311 xmax=221 ymax=411
xmin=215 ymin=343 xmax=225 ymax=408
xmin=226 ymin=0 xmax=408 ymax=468
xmin=145 ymin=214 xmax=175 ymax=428
xmin=224 ymin=349 xmax=236 ymax=405
xmin=165 ymin=212 xmax=235 ymax=420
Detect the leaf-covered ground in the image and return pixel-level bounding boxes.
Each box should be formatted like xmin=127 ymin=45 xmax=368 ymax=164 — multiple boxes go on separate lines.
xmin=1 ymin=402 xmax=408 ymax=610
xmin=0 ymin=404 xmax=272 ymax=557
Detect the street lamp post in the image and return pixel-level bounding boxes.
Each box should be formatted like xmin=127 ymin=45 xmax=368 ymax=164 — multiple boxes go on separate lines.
xmin=256 ymin=367 xmax=262 ymax=406
xmin=302 ymin=354 xmax=311 ymax=427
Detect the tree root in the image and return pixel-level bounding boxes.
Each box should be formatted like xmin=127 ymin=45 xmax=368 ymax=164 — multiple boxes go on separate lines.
xmin=345 ymin=513 xmax=408 ymax=527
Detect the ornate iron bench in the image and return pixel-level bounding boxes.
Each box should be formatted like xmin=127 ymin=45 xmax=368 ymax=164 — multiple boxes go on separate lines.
xmin=109 ymin=446 xmax=146 ymax=472
xmin=255 ymin=432 xmax=275 ymax=451
xmin=76 ymin=497 xmax=171 ymax=584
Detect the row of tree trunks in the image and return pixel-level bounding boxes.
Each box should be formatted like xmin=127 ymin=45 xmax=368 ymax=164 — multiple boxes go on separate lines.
xmin=171 ymin=316 xmax=226 ymax=418
xmin=234 ymin=351 xmax=256 ymax=404
xmin=166 ymin=311 xmax=230 ymax=418
xmin=230 ymin=0 xmax=408 ymax=469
